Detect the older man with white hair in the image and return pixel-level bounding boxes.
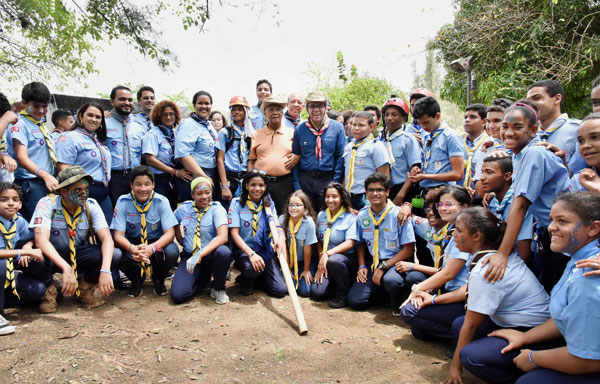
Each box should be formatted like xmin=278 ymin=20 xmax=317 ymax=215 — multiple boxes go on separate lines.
xmin=283 ymin=93 xmax=304 ymax=129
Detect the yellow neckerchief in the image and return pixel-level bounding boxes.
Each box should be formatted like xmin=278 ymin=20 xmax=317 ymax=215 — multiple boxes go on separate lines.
xmin=368 ymin=200 xmax=395 ymax=271
xmin=246 ymin=199 xmax=263 ymax=236
xmin=346 ymin=134 xmax=374 ymax=191
xmin=322 ymin=207 xmax=346 ymax=253
xmin=192 ymin=202 xmax=211 ymax=255
xmin=61 ymin=198 xmax=83 ymax=296
xmin=423 ymin=122 xmax=447 ymax=169
xmin=431 ymin=223 xmax=450 ymax=270
xmin=20 ymin=110 xmax=57 ymax=166
xmin=0 ymin=214 xmax=19 ymax=298
xmin=463 ymin=132 xmax=489 ymax=188
xmin=130 ymin=191 xmax=154 ymax=279
xmin=288 ymin=217 xmax=303 ymax=288
xmin=385 ymin=126 xmax=407 ymax=166
xmin=539 ymin=113 xmax=569 ymax=140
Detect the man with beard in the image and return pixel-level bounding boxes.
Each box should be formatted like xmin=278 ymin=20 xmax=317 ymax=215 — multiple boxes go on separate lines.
xmin=105 ymin=86 xmax=146 ymax=205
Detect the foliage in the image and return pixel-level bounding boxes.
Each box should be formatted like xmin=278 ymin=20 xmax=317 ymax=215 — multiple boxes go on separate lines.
xmin=430 ymin=0 xmax=600 ymax=118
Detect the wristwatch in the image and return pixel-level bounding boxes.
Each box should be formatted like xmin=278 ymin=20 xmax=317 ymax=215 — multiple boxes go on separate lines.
xmin=377 ymin=260 xmax=389 ymax=271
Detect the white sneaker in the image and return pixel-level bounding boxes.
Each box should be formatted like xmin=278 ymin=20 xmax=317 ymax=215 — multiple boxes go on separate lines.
xmin=210 ymin=288 xmax=230 ymax=304
xmin=0 ymin=314 xmax=16 ymax=335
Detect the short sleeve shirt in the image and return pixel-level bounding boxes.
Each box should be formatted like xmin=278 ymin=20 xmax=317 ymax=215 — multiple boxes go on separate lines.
xmin=175 ymin=201 xmax=227 ymax=254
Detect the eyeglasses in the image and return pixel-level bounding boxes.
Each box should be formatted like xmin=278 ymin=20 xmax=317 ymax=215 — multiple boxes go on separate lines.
xmin=366 ymin=188 xmax=387 ymax=194
xmin=435 ymin=201 xmax=456 ymax=209
xmin=161 ymin=112 xmax=175 ymax=117
xmin=288 ymin=203 xmax=304 ymax=208
xmin=307 ymin=104 xmax=326 ymax=110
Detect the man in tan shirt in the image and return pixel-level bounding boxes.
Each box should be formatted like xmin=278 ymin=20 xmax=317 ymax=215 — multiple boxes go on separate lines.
xmin=248 ymin=97 xmax=298 ymax=213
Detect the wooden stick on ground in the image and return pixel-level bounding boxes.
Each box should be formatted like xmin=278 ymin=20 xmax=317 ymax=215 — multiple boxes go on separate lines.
xmin=264 ymin=201 xmax=308 ymax=335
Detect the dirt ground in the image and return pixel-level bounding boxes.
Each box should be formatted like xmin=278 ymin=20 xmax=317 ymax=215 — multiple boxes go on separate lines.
xmin=1 ymin=271 xmax=485 ymax=384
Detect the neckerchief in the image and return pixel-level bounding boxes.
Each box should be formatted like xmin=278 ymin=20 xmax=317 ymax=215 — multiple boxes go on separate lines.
xmin=489 ymin=186 xmax=514 ymax=220
xmin=539 ymin=113 xmax=569 ymax=141
xmin=76 ymin=127 xmax=109 ymax=186
xmin=192 ymin=202 xmax=210 ymax=255
xmin=432 ymin=223 xmax=454 ymax=295
xmin=130 ymin=191 xmax=154 ymax=279
xmin=61 ymin=199 xmax=83 ymax=296
xmin=246 ymin=199 xmax=263 ymax=237
xmin=463 ymin=132 xmax=490 ymax=188
xmin=385 ymin=126 xmax=408 ymax=166
xmin=423 ymin=123 xmax=447 ymax=169
xmin=284 ymin=111 xmax=300 ymax=126
xmin=111 ymin=111 xmax=132 ymax=171
xmin=0 ymin=215 xmax=19 ymax=299
xmin=190 ymin=113 xmax=218 ymax=142
xmin=368 ymin=200 xmax=395 ymax=271
xmin=322 ymin=207 xmax=346 ymax=253
xmin=157 ymin=123 xmax=175 ymax=167
xmin=306 ymin=117 xmax=330 ymax=160
xmin=288 ymin=217 xmax=303 ymax=288
xmin=231 ymin=124 xmax=247 ymax=164
xmin=20 ymin=110 xmax=56 ymax=167
xmin=346 ymin=134 xmax=374 ymax=191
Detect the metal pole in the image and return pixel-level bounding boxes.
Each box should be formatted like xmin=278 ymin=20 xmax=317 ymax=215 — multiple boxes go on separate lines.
xmin=466 ymin=68 xmax=471 ymax=106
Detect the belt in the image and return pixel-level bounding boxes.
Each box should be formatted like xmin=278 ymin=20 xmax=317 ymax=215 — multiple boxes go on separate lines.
xmin=111 ymin=169 xmax=132 ymax=176
xmin=351 ymin=193 xmax=364 ymax=198
xmin=265 ymin=173 xmax=293 ymax=183
xmin=227 ymin=171 xmax=246 ymax=179
xmin=300 ymin=170 xmax=334 ymax=178
xmin=91 ymin=181 xmax=106 ymax=187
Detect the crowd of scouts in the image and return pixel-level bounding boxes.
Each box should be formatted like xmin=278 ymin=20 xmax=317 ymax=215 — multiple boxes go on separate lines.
xmin=1 ymin=76 xmax=600 ymax=383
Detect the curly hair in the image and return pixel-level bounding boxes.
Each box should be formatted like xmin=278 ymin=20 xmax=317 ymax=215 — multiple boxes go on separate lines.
xmin=150 ymin=100 xmax=182 ymax=127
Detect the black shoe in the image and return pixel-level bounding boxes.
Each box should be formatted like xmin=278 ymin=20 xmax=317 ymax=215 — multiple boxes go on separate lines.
xmin=128 ymin=280 xmax=143 ymax=298
xmin=114 ymin=277 xmax=130 ymax=290
xmin=392 ymin=308 xmax=402 ymax=317
xmin=328 ymin=297 xmax=347 ymax=309
xmin=153 ymin=280 xmax=168 ymax=296
xmin=240 ymin=284 xmax=254 ymax=296
xmin=165 ymin=270 xmax=174 ymax=280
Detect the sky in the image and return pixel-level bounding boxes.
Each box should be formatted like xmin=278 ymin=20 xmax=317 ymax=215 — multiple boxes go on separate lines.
xmin=6 ymin=0 xmax=456 ymax=111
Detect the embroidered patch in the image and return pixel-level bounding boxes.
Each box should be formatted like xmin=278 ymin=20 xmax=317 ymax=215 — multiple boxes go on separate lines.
xmin=52 ymin=229 xmax=60 ymax=236
xmin=10 ymin=125 xmax=20 ymax=133
xmin=366 ymin=240 xmax=371 ymax=246
xmin=228 ymin=217 xmax=232 ymax=224
xmin=362 ymin=218 xmax=371 ymax=227
xmin=34 ymin=217 xmax=42 ymax=224
xmin=111 ymin=140 xmax=117 ymax=146
xmin=39 ymin=139 xmax=45 ymax=146
xmin=59 ymin=135 xmax=67 ymax=142
xmin=129 ymin=223 xmax=135 ymax=229
xmin=90 ymin=150 xmax=97 ymax=157
xmin=244 ymin=221 xmax=250 ymax=227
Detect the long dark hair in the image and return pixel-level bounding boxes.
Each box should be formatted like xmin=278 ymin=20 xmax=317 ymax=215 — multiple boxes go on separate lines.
xmin=73 ymin=102 xmax=107 ymax=143
xmin=283 ymin=190 xmax=317 ymax=238
xmin=239 ymin=170 xmax=269 ymax=208
xmin=321 ymin=182 xmax=352 ymax=213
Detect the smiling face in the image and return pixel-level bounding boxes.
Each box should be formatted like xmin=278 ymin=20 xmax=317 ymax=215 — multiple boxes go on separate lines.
xmin=479 ymin=161 xmax=510 ymax=194
xmin=80 ymin=106 xmax=102 ymax=133
xmin=138 ymin=90 xmax=155 ymax=114
xmin=287 ymin=196 xmax=305 ymax=220
xmin=112 ymin=89 xmax=134 ymax=116
xmin=287 ymin=94 xmax=304 ymax=119
xmin=256 ymin=83 xmax=272 ymax=103
xmin=131 ymin=175 xmax=154 ymax=204
xmin=0 ymin=189 xmax=21 ymax=220
xmin=231 ymin=105 xmax=246 ymax=126
xmin=577 ymin=118 xmax=600 ymax=168
xmin=246 ymin=176 xmax=266 ymax=203
xmin=160 ymin=106 xmax=176 ymax=128
xmin=548 ymin=201 xmax=595 ymax=254
xmin=486 ymin=111 xmax=503 ymax=139
xmin=23 ymin=101 xmax=48 ymax=121
xmin=324 ymin=187 xmax=342 ymax=213
xmin=307 ymin=102 xmax=326 ymax=125
xmin=192 ymin=182 xmax=212 ymax=208
xmin=265 ymin=105 xmax=283 ymax=127
xmin=500 ymin=109 xmax=537 ymax=154
xmin=194 ymin=95 xmax=212 ymax=119
xmin=436 ymin=193 xmax=466 ymax=224
xmin=211 ymin=112 xmax=224 ymax=130
xmin=365 ymin=182 xmax=389 ymax=207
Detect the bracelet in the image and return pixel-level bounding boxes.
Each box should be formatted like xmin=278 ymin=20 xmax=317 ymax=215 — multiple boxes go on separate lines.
xmin=528 ymin=351 xmax=538 ymax=369
xmin=35 ymin=167 xmax=41 ymax=177
xmin=409 ymin=263 xmax=413 ymax=272
xmin=16 ymin=249 xmax=21 ymax=262
xmin=127 ymin=244 xmax=132 ymax=253
xmin=150 ymin=244 xmax=156 ymax=254
xmin=221 ymin=184 xmax=230 ymax=189
xmin=100 ymin=269 xmax=112 ymax=275
xmin=175 ymin=169 xmax=179 ymax=177
xmin=358 ymin=264 xmax=367 ymax=270
xmin=432 ymin=294 xmax=438 ymax=305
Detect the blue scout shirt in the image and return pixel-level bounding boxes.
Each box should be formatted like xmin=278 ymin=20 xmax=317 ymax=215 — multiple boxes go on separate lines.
xmin=550 ymin=241 xmax=600 ymax=360
xmin=488 ymin=188 xmax=534 ymax=242
xmin=56 ymin=128 xmax=112 ymax=184
xmin=356 ymin=204 xmax=415 ymax=261
xmin=411 ymin=216 xmax=436 ymax=258
xmin=316 ymin=210 xmax=359 ymax=253
xmin=7 ymin=114 xmax=56 ymax=180
xmin=0 ymin=214 xmax=32 ymax=249
xmin=279 ymin=216 xmax=318 ymax=263
xmin=292 ymin=119 xmax=346 ymax=190
xmin=569 ymin=167 xmax=598 ymax=192
xmin=343 ymin=137 xmax=390 ymax=194
xmin=442 ymin=234 xmax=473 ymax=292
xmin=131 ymin=113 xmax=153 ymax=131
xmin=468 ymin=252 xmax=550 ymax=328
xmin=29 ymin=196 xmax=107 ymax=249
xmin=110 ymin=192 xmax=178 ymax=241
xmin=464 ymin=132 xmax=491 ymax=185
xmin=536 ymin=114 xmax=580 ymax=163
xmin=249 ymin=105 xmax=264 ymax=131
xmin=512 ymin=140 xmax=571 ymax=227
xmin=175 ymin=201 xmax=227 ymax=255
xmin=420 ymin=122 xmax=466 ymax=189
xmin=105 ymin=113 xmax=145 ymax=171
xmin=568 ymin=146 xmax=587 ymax=175
xmin=405 ymin=121 xmax=423 ymax=136
xmin=216 ymin=125 xmax=248 ymax=173
xmin=386 ymin=130 xmax=421 ymax=186
xmin=142 ymin=125 xmax=176 ymax=175
xmin=228 ymin=196 xmax=278 ymax=251
xmin=174 ymin=116 xmax=217 ymax=169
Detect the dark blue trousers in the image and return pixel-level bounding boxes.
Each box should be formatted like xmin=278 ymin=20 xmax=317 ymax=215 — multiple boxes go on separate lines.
xmin=516 ymin=369 xmax=600 ymax=383
xmin=120 ymin=240 xmax=179 ymax=283
xmin=0 ymin=261 xmax=46 ymax=314
xmin=298 ymin=170 xmax=334 ymax=212
xmin=350 ymin=194 xmax=366 ymax=211
xmin=171 ymin=246 xmax=232 ymax=304
xmin=234 ymin=251 xmax=287 ymax=298
xmin=89 ymin=183 xmax=113 ymax=225
xmin=400 ymin=301 xmax=465 ymax=340
xmin=310 ymin=253 xmax=358 ymax=301
xmin=15 ymin=178 xmax=49 ymax=222
xmin=292 ymin=260 xmax=316 ymax=298
xmin=153 ymin=173 xmax=178 ymax=211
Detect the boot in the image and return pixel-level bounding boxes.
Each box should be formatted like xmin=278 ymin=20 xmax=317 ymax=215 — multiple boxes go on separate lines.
xmin=79 ymin=280 xmax=105 ymax=308
xmin=39 ymin=284 xmax=58 ymax=313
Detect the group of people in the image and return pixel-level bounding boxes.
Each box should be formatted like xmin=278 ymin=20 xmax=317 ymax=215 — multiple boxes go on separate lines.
xmin=0 ymin=75 xmax=600 ymax=383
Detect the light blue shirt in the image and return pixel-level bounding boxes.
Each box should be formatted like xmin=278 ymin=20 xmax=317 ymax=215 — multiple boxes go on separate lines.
xmin=216 ymin=125 xmax=248 ymax=173
xmin=7 ymin=114 xmax=56 ymax=179
xmin=131 ymin=113 xmax=153 ymax=131
xmin=357 ymin=204 xmax=415 ymax=261
xmin=110 ymin=192 xmax=177 ymax=241
xmin=442 ymin=236 xmax=473 ymax=292
xmin=29 ymin=196 xmax=107 ymax=249
xmin=386 ymin=130 xmax=421 ymax=186
xmin=536 ymin=114 xmax=580 ymax=163
xmin=0 ymin=214 xmax=32 ymax=249
xmin=405 ymin=121 xmax=423 ymax=135
xmin=249 ymin=105 xmax=264 ymax=131
xmin=411 ymin=216 xmax=436 ymax=259
xmin=228 ymin=196 xmax=277 ymax=250
xmin=468 ymin=252 xmax=550 ymax=327
xmin=512 ymin=141 xmax=571 ymax=227
xmin=550 ymin=241 xmax=600 ymax=360
xmin=56 ymin=128 xmax=112 ymax=183
xmin=488 ymin=189 xmax=534 ymax=242
xmin=279 ymin=216 xmax=318 ymax=263
xmin=175 ymin=201 xmax=227 ymax=254
xmin=142 ymin=125 xmax=175 ymax=175
xmin=568 ymin=146 xmax=587 ymax=174
xmin=105 ymin=113 xmax=145 ymax=171
xmin=174 ymin=116 xmax=217 ymax=169
xmin=420 ymin=122 xmax=466 ymax=188
xmin=343 ymin=137 xmax=390 ymax=194
xmin=569 ymin=168 xmax=598 ymax=192
xmin=316 ymin=210 xmax=359 ymax=253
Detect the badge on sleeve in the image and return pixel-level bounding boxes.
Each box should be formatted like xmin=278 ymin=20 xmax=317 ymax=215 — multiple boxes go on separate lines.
xmin=34 ymin=217 xmax=42 ymax=224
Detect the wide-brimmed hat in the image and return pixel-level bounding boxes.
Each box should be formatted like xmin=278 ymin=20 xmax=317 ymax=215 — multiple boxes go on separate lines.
xmin=56 ymin=166 xmax=93 ymax=190
xmin=261 ymin=97 xmax=287 ymax=111
xmin=304 ymin=92 xmax=328 ymax=104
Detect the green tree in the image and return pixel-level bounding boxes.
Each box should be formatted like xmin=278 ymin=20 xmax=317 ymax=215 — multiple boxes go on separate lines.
xmin=430 ymin=0 xmax=600 ymax=117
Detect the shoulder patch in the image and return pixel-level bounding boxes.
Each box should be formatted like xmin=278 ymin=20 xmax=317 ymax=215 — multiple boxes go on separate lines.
xmin=11 ymin=125 xmax=20 ymax=133
xmin=33 ymin=217 xmax=42 ymax=224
